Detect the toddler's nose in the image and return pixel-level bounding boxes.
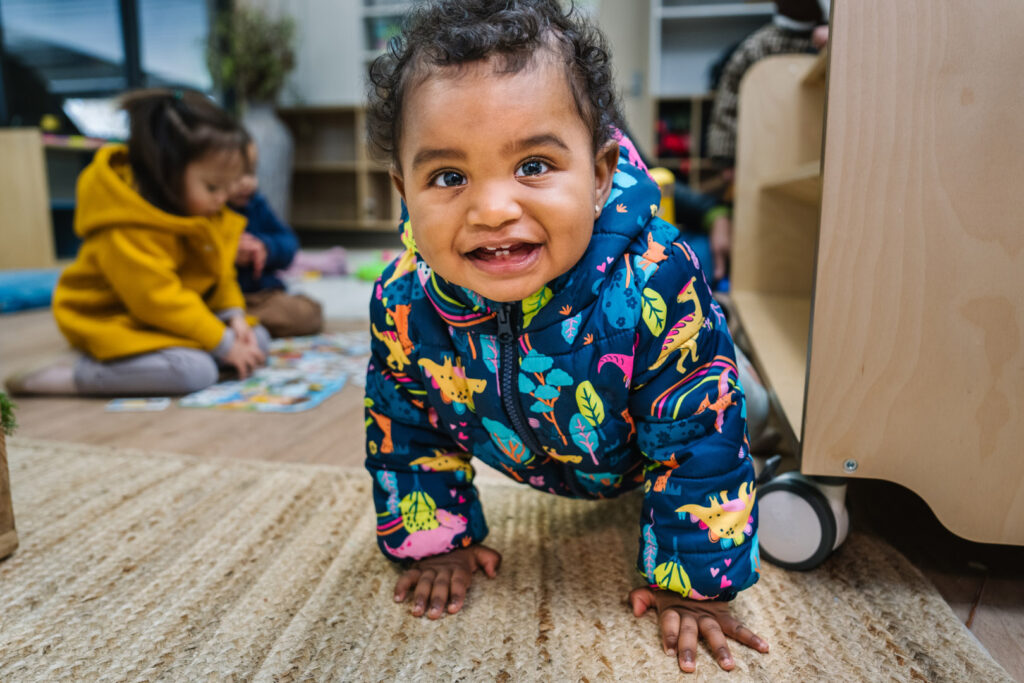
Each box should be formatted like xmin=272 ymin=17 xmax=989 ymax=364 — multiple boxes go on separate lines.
xmin=466 ymin=180 xmax=522 ymax=229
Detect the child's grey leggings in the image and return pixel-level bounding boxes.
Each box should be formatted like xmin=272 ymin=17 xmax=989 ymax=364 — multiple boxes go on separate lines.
xmin=72 ymin=325 xmax=271 ymax=396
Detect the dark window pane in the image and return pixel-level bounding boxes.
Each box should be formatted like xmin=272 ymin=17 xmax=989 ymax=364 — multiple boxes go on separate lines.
xmin=1 ymin=0 xmax=126 ymax=98
xmin=139 ymin=0 xmax=211 ymax=90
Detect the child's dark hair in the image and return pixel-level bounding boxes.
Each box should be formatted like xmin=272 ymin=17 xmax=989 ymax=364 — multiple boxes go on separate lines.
xmin=120 ymin=88 xmax=249 ymax=215
xmin=366 ymin=0 xmax=623 ymax=167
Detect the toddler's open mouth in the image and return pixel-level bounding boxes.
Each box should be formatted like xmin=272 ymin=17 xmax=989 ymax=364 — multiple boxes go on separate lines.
xmin=466 ymin=242 xmax=540 ymax=265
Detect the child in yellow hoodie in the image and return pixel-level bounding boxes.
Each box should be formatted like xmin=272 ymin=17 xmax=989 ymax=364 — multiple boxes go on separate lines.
xmin=5 ymin=89 xmax=269 ymax=396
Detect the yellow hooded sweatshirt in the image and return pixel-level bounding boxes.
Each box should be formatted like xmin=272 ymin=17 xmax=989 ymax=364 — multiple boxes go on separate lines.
xmin=53 ymin=144 xmax=250 ymax=361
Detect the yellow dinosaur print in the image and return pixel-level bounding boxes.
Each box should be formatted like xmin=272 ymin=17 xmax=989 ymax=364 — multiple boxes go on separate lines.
xmin=372 ymin=323 xmax=412 ymax=372
xmin=411 ymin=453 xmax=474 ymax=479
xmin=677 ymin=481 xmax=756 ymax=547
xmin=542 ymin=445 xmax=584 ymax=464
xmin=418 ymin=357 xmax=487 ymax=410
xmin=382 ymin=220 xmax=418 ymax=289
xmin=649 ymin=276 xmax=705 ymax=373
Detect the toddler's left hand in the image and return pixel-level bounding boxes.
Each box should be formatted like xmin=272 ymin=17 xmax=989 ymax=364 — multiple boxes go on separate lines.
xmin=629 ymin=587 xmax=768 ymax=674
xmin=230 ymin=315 xmax=259 ymax=351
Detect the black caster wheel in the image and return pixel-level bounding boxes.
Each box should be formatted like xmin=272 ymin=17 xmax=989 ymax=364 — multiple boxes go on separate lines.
xmin=758 ymin=471 xmax=849 ymax=571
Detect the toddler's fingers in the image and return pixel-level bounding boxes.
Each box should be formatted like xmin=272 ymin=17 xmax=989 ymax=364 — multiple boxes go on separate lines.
xmin=447 ymin=567 xmax=471 ymax=613
xmin=723 ymin=619 xmax=769 ymax=653
xmin=427 ymin=569 xmax=451 ymax=619
xmin=677 ymin=614 xmax=699 ymax=674
xmin=658 ymin=607 xmax=682 ymax=657
xmin=475 ymin=547 xmax=501 ymax=578
xmin=699 ymin=615 xmax=734 ymax=671
xmin=394 ymin=569 xmax=421 ymax=602
xmin=627 ymin=587 xmax=655 ymax=617
xmin=411 ymin=569 xmax=436 ymax=617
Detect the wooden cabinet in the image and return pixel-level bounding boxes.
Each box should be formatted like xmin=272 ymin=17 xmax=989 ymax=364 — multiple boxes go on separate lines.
xmin=278 ymin=106 xmax=400 ymax=233
xmin=0 ymin=129 xmax=55 ymax=269
xmin=732 ymin=0 xmax=1024 ymax=545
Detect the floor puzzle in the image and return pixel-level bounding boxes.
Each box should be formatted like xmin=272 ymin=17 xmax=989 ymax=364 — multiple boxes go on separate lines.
xmin=179 ymin=332 xmax=370 ymax=412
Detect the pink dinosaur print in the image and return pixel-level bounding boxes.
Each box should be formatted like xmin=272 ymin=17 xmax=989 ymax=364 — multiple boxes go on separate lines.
xmin=598 ymin=352 xmax=634 ymax=386
xmin=384 ymin=508 xmax=468 ymax=560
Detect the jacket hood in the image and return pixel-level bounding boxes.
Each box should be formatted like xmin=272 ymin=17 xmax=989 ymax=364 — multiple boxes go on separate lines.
xmin=74 ymin=144 xmax=236 ymax=240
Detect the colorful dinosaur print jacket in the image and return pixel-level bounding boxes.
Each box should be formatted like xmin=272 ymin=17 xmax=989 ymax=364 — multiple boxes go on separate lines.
xmin=365 ymin=149 xmax=760 ymax=601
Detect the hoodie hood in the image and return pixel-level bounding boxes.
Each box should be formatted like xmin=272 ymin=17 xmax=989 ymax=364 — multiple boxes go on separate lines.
xmin=74 ymin=144 xmax=238 ymax=240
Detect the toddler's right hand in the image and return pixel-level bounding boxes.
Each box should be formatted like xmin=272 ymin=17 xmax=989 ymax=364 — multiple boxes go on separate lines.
xmin=223 ymin=336 xmax=265 ymax=379
xmin=394 ymin=544 xmax=502 ymax=619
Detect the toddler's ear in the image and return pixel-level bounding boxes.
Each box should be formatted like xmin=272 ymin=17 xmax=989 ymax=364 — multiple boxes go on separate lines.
xmin=594 ymin=140 xmax=619 ymax=208
xmin=390 ymin=167 xmax=406 ymax=201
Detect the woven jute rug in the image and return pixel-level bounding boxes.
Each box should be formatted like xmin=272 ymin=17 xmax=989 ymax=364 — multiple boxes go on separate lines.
xmin=0 ymin=439 xmax=1012 ymax=682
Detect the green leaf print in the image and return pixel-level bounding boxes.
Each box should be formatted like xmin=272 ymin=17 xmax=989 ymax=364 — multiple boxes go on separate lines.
xmin=575 ymin=380 xmax=605 ymax=426
xmin=641 ymin=287 xmax=667 ymax=336
xmin=522 ymin=286 xmax=553 ymax=328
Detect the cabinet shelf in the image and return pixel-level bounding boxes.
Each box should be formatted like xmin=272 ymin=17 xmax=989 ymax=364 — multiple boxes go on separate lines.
xmin=293 ymin=219 xmax=398 ymax=232
xmin=657 ymin=3 xmax=774 ymax=20
xmin=280 ymin=105 xmax=400 ymax=235
xmin=292 ymin=162 xmax=363 ymax=173
xmin=731 ymin=291 xmax=810 ymax=437
xmin=762 ymin=161 xmax=822 ymax=204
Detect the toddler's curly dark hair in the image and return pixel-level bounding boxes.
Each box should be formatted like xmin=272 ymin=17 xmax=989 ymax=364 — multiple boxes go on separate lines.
xmin=366 ymin=0 xmax=623 ymax=167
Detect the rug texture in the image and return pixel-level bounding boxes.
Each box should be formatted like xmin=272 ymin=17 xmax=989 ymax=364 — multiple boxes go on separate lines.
xmin=0 ymin=439 xmax=1012 ymax=682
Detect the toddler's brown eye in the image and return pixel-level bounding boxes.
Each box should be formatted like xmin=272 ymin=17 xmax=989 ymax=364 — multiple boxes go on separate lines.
xmin=517 ymin=160 xmax=548 ymax=177
xmin=434 ymin=171 xmax=465 ymax=187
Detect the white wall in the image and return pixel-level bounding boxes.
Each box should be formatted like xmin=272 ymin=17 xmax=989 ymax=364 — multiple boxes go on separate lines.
xmin=244 ymin=0 xmax=364 ymax=106
xmin=593 ymin=0 xmax=653 ymax=155
xmin=246 ymin=0 xmax=654 ymax=137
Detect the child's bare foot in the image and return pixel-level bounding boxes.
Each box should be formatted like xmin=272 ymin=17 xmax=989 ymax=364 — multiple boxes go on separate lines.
xmin=4 ymin=354 xmax=79 ymax=395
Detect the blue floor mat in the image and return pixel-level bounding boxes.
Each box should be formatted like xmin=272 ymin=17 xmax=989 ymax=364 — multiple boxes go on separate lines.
xmin=0 ymin=269 xmax=61 ymax=313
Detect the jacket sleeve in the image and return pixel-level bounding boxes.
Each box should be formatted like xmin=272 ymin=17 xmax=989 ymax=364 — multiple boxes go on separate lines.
xmin=630 ymin=238 xmax=759 ymax=601
xmin=247 ymin=193 xmax=299 ymax=272
xmin=95 ymin=228 xmax=227 ymax=350
xmin=205 ymin=216 xmax=248 ymax=315
xmin=365 ymin=284 xmax=488 ymax=562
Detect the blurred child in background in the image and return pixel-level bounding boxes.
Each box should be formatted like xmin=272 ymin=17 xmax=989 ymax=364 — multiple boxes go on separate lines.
xmin=228 ymin=140 xmax=323 ymax=338
xmin=5 ymin=89 xmax=268 ymax=396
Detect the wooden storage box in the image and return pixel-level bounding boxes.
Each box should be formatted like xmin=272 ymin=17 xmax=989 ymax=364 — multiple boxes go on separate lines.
xmin=732 ymin=0 xmax=1024 ymax=545
xmin=0 ymin=429 xmax=17 ymax=560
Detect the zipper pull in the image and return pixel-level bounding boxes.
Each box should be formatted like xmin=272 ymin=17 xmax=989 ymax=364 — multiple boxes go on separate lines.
xmin=496 ymin=304 xmax=515 ymax=344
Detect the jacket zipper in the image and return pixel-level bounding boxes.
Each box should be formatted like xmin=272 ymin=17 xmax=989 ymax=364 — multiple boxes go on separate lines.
xmin=495 ymin=303 xmax=584 ymax=496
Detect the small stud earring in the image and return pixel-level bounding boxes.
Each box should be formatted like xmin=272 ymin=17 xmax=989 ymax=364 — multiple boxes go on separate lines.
xmin=594 ymin=203 xmax=601 ymax=216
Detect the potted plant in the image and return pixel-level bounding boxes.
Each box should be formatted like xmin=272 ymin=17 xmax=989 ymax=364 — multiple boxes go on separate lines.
xmin=0 ymin=392 xmax=18 ymax=559
xmin=207 ymin=6 xmax=297 ymax=218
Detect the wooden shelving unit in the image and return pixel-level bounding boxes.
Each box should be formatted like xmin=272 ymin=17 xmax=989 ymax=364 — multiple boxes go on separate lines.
xmin=649 ymin=1 xmax=774 ymax=190
xmin=732 ymin=0 xmax=1024 ymax=546
xmin=0 ymin=129 xmax=55 ymax=268
xmin=278 ymin=106 xmax=400 ymax=234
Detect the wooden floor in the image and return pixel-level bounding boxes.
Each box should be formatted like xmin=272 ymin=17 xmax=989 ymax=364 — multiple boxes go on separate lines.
xmin=2 ymin=308 xmax=1022 ymax=680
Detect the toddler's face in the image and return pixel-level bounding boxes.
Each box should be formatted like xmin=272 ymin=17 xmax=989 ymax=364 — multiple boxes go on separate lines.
xmin=393 ymin=57 xmax=618 ymax=302
xmin=183 ymin=148 xmax=246 ymax=217
xmin=228 ymin=142 xmax=260 ymax=207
